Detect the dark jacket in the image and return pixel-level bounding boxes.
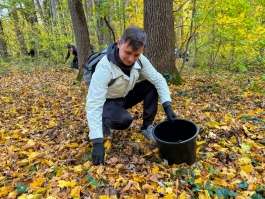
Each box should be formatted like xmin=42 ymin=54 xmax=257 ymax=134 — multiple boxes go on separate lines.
xmin=65 ymin=45 xmax=78 ymax=61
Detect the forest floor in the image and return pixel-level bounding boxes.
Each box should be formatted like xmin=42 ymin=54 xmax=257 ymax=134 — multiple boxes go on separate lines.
xmin=0 ymin=66 xmax=265 ymax=199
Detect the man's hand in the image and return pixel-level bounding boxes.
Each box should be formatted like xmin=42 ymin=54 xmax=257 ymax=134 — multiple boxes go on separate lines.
xmin=91 ymin=143 xmax=105 ymax=165
xmin=164 ymin=106 xmax=177 ymax=123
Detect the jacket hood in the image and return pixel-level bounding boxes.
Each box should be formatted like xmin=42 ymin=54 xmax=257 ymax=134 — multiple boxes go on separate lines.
xmin=106 ymin=42 xmax=120 ymax=66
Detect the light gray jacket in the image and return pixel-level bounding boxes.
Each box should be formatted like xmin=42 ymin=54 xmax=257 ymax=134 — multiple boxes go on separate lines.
xmin=86 ymin=54 xmax=172 ymax=140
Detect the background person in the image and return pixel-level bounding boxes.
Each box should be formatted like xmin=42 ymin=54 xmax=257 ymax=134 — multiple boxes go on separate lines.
xmin=65 ymin=43 xmax=78 ymax=69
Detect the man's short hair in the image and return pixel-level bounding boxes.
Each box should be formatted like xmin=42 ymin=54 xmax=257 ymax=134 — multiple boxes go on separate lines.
xmin=120 ymin=26 xmax=147 ymax=51
xmin=67 ymin=43 xmax=72 ymax=48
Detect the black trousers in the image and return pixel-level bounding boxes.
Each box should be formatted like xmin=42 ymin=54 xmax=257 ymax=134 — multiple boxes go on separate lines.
xmin=71 ymin=56 xmax=78 ymax=69
xmin=103 ymin=80 xmax=158 ymax=130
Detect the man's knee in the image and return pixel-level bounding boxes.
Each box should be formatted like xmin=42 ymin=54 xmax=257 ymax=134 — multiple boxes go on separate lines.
xmin=112 ymin=113 xmax=133 ymax=130
xmin=122 ymin=113 xmax=133 ymax=129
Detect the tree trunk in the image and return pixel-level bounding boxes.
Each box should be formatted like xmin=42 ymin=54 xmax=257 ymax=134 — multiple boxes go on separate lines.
xmin=0 ymin=18 xmax=8 ymax=60
xmin=144 ymin=0 xmax=182 ymax=85
xmin=9 ymin=7 xmax=27 ymax=56
xmin=43 ymin=0 xmax=52 ymax=27
xmin=179 ymin=0 xmax=196 ymax=74
xmin=68 ymin=0 xmax=91 ymax=75
xmin=21 ymin=0 xmax=39 ymax=55
xmin=84 ymin=0 xmax=93 ymax=21
xmin=35 ymin=0 xmax=45 ymax=20
xmin=94 ymin=0 xmax=113 ymax=50
xmin=51 ymin=0 xmax=57 ymax=27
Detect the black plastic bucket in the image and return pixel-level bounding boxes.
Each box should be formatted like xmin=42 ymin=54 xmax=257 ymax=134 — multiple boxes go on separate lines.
xmin=153 ymin=118 xmax=199 ymax=165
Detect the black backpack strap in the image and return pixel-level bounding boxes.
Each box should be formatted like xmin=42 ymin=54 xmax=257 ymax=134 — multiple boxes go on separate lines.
xmin=108 ymin=79 xmax=116 ymax=87
xmin=137 ymin=59 xmax=143 ymax=69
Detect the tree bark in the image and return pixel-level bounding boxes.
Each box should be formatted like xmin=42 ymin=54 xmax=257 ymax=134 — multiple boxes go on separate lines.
xmin=94 ymin=0 xmax=113 ymax=50
xmin=9 ymin=7 xmax=27 ymax=56
xmin=144 ymin=0 xmax=174 ymax=73
xmin=144 ymin=0 xmax=183 ymax=85
xmin=51 ymin=0 xmax=57 ymax=18
xmin=84 ymin=0 xmax=93 ymax=21
xmin=0 ymin=18 xmax=8 ymax=60
xmin=35 ymin=0 xmax=45 ymax=22
xmin=68 ymin=0 xmax=91 ymax=75
xmin=50 ymin=0 xmax=57 ymax=27
xmin=179 ymin=0 xmax=196 ymax=74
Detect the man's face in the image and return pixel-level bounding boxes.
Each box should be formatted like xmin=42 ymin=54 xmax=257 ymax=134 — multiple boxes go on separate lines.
xmin=118 ymin=40 xmax=144 ymax=66
xmin=68 ymin=47 xmax=73 ymax=53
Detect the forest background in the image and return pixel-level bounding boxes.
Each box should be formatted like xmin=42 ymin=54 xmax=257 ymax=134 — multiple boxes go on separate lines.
xmin=0 ymin=0 xmax=265 ymax=75
xmin=0 ymin=0 xmax=265 ymax=199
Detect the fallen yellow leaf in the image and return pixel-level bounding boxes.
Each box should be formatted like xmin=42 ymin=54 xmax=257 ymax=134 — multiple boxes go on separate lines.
xmin=240 ymin=164 xmax=253 ymax=175
xmin=213 ymin=177 xmax=227 ymax=186
xmin=152 ymin=166 xmax=159 ymax=174
xmin=0 ymin=186 xmax=9 ymax=196
xmin=28 ymin=151 xmax=40 ymax=163
xmin=104 ymin=139 xmax=111 ymax=150
xmin=58 ymin=180 xmax=76 ymax=188
xmin=30 ymin=177 xmax=45 ymax=188
xmin=178 ymin=191 xmax=187 ymax=199
xmin=70 ymin=186 xmax=81 ymax=198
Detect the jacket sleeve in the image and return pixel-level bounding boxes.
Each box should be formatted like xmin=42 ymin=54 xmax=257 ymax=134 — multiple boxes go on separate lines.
xmin=138 ymin=54 xmax=172 ymax=104
xmin=86 ymin=56 xmax=112 ymax=140
xmin=65 ymin=51 xmax=70 ymax=60
xmin=73 ymin=46 xmax=78 ymax=56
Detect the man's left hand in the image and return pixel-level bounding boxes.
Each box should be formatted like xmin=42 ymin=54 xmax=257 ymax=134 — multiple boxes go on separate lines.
xmin=164 ymin=106 xmax=177 ymax=123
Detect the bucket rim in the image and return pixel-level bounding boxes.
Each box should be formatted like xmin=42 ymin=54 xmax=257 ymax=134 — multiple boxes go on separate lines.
xmin=152 ymin=118 xmax=200 ymax=145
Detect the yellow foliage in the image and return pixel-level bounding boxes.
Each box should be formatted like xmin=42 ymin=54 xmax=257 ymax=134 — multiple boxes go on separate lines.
xmin=1 ymin=67 xmax=265 ymax=198
xmin=213 ymin=177 xmax=227 ymax=186
xmin=198 ymin=190 xmax=211 ymax=199
xmin=99 ymin=196 xmax=110 ymax=199
xmin=151 ymin=166 xmax=159 ymax=174
xmin=28 ymin=152 xmax=40 ymax=163
xmin=104 ymin=139 xmax=111 ymax=150
xmin=164 ymin=193 xmax=175 ymax=199
xmin=165 ymin=187 xmax=173 ymax=194
xmin=178 ymin=191 xmax=187 ymax=199
xmin=132 ymin=174 xmax=146 ymax=182
xmin=0 ymin=129 xmax=5 ymax=140
xmin=156 ymin=186 xmax=164 ymax=193
xmin=0 ymin=186 xmax=9 ymax=196
xmin=70 ymin=186 xmax=81 ymax=198
xmin=68 ymin=142 xmax=79 ymax=148
xmin=30 ymin=177 xmax=45 ymax=188
xmin=240 ymin=164 xmax=253 ymax=175
xmin=195 ymin=177 xmax=202 ymax=184
xmin=230 ymin=136 xmax=237 ymax=143
xmin=57 ymin=180 xmax=76 ymax=188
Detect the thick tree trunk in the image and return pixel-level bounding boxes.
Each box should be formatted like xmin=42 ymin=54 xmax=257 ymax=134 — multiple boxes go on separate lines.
xmin=144 ymin=0 xmax=175 ymax=73
xmin=0 ymin=19 xmax=8 ymax=60
xmin=68 ymin=0 xmax=91 ymax=74
xmin=144 ymin=0 xmax=182 ymax=84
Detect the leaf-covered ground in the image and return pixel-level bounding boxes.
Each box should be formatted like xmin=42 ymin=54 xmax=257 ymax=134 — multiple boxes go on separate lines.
xmin=0 ymin=68 xmax=265 ymax=199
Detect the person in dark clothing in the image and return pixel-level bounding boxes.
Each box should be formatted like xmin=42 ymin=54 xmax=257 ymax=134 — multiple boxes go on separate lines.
xmin=65 ymin=43 xmax=78 ymax=69
xmin=28 ymin=49 xmax=35 ymax=57
xmin=86 ymin=26 xmax=178 ymax=165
